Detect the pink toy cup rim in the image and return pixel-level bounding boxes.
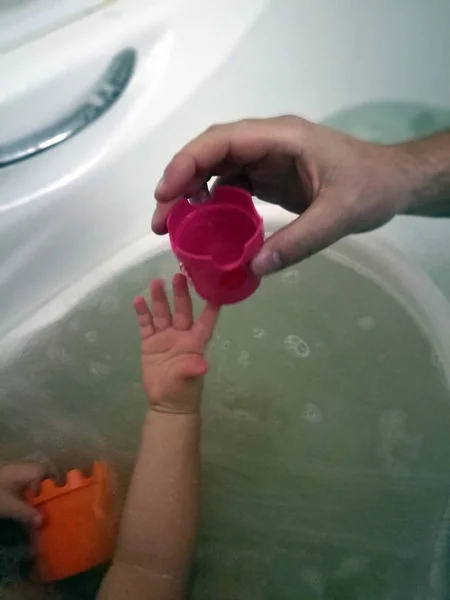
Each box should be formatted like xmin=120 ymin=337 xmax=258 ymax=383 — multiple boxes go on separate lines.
xmin=169 ymin=203 xmax=263 ymax=271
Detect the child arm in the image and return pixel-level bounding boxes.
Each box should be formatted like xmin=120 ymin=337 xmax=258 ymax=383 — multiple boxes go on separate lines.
xmin=99 ymin=412 xmax=200 ymax=599
xmin=98 ymin=275 xmax=219 ymax=600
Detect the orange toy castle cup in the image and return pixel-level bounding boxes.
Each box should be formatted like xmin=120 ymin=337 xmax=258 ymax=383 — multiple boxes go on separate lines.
xmin=26 ymin=461 xmax=116 ymax=582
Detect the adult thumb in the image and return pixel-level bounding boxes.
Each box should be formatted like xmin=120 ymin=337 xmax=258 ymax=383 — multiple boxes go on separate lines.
xmin=251 ymin=197 xmax=351 ymax=276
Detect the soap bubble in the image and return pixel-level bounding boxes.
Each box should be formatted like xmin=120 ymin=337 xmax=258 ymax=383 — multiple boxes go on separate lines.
xmin=284 ymin=335 xmax=310 ymax=358
xmin=252 ymin=328 xmax=267 ymax=339
xmin=431 ymin=351 xmax=442 ymax=368
xmin=357 ymin=316 xmax=375 ymax=331
xmin=281 ymin=268 xmax=300 ymax=284
xmin=238 ymin=351 xmax=250 ymax=367
xmin=46 ymin=345 xmax=73 ymax=366
xmin=99 ymin=294 xmax=120 ymax=315
xmin=303 ymin=403 xmax=322 ymax=424
xmin=85 ymin=330 xmax=98 ymax=343
xmin=88 ymin=360 xmax=112 ymax=376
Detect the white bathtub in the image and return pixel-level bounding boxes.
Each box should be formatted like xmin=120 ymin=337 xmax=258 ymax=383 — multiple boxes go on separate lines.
xmin=1 ymin=2 xmax=450 ymax=598
xmin=1 ymin=0 xmax=450 ymax=339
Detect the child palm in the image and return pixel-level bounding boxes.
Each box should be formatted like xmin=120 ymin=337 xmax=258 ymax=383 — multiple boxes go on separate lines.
xmin=133 ymin=274 xmax=220 ymax=413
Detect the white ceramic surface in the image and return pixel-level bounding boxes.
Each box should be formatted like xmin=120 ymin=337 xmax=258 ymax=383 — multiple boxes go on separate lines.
xmin=0 ymin=0 xmax=450 ymax=339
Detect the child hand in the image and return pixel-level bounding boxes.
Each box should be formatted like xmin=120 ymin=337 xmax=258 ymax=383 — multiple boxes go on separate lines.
xmin=133 ymin=273 xmax=220 ymax=414
xmin=0 ymin=463 xmax=45 ymax=527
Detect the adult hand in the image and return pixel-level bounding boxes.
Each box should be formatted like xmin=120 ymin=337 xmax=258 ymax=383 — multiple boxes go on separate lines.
xmin=152 ymin=116 xmax=411 ymax=276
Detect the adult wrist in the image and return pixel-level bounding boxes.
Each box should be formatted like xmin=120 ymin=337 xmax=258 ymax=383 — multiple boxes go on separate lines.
xmin=393 ymin=132 xmax=450 ymax=216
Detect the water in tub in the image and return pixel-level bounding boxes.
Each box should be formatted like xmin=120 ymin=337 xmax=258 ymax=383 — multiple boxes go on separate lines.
xmin=1 ymin=240 xmax=450 ymax=599
xmin=2 ymin=102 xmax=450 ymax=598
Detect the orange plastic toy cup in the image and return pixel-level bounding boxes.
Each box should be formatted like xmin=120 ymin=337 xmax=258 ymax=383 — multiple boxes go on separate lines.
xmin=26 ymin=461 xmax=116 ymax=582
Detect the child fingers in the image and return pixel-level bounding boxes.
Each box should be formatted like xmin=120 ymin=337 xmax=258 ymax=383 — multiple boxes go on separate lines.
xmin=1 ymin=495 xmax=40 ymax=525
xmin=193 ymin=302 xmax=220 ymax=345
xmin=0 ymin=494 xmax=42 ymax=527
xmin=151 ymin=279 xmax=172 ymax=331
xmin=172 ymin=273 xmax=194 ymax=330
xmin=0 ymin=463 xmax=46 ymax=494
xmin=133 ymin=296 xmax=155 ymax=337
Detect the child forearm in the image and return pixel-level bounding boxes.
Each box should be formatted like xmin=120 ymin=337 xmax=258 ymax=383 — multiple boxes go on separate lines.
xmin=99 ymin=410 xmax=200 ymax=600
xmin=116 ymin=411 xmax=200 ymax=583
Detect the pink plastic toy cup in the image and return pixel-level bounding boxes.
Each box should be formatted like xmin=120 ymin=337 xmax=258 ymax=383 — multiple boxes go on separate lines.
xmin=167 ymin=186 xmax=264 ymax=305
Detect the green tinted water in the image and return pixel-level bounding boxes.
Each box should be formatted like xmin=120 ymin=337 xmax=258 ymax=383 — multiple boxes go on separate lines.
xmin=1 ymin=245 xmax=450 ymax=599
xmin=323 ymin=100 xmax=450 ymax=143
xmin=2 ymin=99 xmax=450 ymax=599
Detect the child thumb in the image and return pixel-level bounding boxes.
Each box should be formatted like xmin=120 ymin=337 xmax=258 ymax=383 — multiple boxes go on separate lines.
xmin=179 ymin=355 xmax=209 ymax=379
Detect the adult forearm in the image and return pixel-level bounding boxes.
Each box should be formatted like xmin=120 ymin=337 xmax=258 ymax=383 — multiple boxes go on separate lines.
xmin=395 ymin=131 xmax=450 ymax=217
